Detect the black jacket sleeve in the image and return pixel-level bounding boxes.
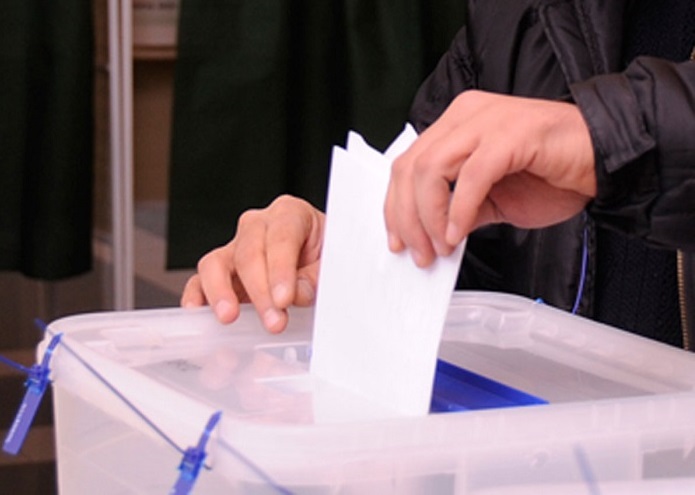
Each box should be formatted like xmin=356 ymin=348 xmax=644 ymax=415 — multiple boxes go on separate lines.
xmin=408 ymin=25 xmax=475 ymax=133
xmin=571 ymin=57 xmax=695 ymax=251
xmin=409 ymin=0 xmax=570 ymax=132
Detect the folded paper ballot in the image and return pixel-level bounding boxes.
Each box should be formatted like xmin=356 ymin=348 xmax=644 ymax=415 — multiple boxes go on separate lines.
xmin=310 ymin=125 xmax=466 ymax=417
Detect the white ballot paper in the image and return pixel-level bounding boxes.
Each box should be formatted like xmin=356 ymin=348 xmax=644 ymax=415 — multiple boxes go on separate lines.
xmin=310 ymin=125 xmax=466 ymax=417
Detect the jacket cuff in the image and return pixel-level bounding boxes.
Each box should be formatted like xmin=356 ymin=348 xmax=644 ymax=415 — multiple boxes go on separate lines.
xmin=570 ymin=73 xmax=656 ymax=174
xmin=570 ymin=73 xmax=658 ymax=235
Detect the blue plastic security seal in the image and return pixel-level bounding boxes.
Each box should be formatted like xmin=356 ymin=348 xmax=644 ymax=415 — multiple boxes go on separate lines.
xmin=171 ymin=410 xmax=222 ymax=495
xmin=3 ymin=332 xmax=63 ymax=455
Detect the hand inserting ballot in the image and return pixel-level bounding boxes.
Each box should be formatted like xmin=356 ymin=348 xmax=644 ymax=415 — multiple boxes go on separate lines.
xmin=384 ymin=90 xmax=596 ymax=268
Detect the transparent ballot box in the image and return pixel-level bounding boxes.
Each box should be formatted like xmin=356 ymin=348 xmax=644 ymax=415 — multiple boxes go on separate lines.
xmin=36 ymin=292 xmax=695 ymax=494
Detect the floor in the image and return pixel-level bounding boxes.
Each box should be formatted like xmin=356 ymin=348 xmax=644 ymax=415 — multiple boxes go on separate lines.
xmin=0 ymin=202 xmax=195 ymax=494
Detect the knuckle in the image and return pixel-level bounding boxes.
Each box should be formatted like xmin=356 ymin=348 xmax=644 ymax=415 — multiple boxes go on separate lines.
xmin=413 ymin=155 xmax=429 ymax=174
xmin=391 ymin=156 xmax=407 ymax=174
xmin=269 ymin=194 xmax=297 ymax=212
xmin=274 ymin=193 xmax=294 ymax=204
xmin=182 ymin=274 xmax=198 ymax=293
xmin=197 ymin=243 xmax=234 ymax=273
xmin=451 ymin=91 xmax=470 ymax=109
xmin=196 ymin=249 xmax=218 ymax=273
xmin=237 ymin=208 xmax=262 ymax=230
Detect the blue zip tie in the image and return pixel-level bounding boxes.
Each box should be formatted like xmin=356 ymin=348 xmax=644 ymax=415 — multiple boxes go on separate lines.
xmin=34 ymin=318 xmax=48 ymax=334
xmin=34 ymin=319 xmax=187 ymax=457
xmin=8 ymin=320 xmax=290 ymax=492
xmin=571 ymin=218 xmax=590 ymax=315
xmin=50 ymin=328 xmax=291 ymax=491
xmin=171 ymin=411 xmax=222 ymax=495
xmin=574 ymin=445 xmax=602 ymax=495
xmin=53 ymin=332 xmax=186 ymax=457
xmin=62 ymin=337 xmax=292 ymax=492
xmin=53 ymin=331 xmax=288 ymax=491
xmin=0 ymin=354 xmax=33 ymax=375
xmin=3 ymin=332 xmax=63 ymax=455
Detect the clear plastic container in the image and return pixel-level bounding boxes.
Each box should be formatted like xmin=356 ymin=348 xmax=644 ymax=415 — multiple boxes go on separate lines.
xmin=43 ymin=291 xmax=695 ymax=494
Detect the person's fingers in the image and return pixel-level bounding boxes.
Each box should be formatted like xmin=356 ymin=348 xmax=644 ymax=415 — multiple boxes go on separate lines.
xmin=294 ymin=260 xmax=320 ymax=306
xmin=195 ymin=245 xmax=243 ymax=324
xmin=263 ymin=196 xmax=322 ymax=309
xmin=180 ymin=274 xmax=207 ymax=307
xmin=383 ymin=182 xmax=406 ymax=253
xmin=264 ymin=216 xmax=302 ymax=308
xmin=233 ymin=209 xmax=289 ymax=333
xmin=385 ymin=95 xmax=486 ymax=263
xmin=385 ymin=111 xmax=459 ymax=258
xmin=409 ymin=126 xmax=477 ymax=256
xmin=388 ymin=153 xmax=437 ymax=267
xmin=446 ymin=146 xmax=513 ymax=245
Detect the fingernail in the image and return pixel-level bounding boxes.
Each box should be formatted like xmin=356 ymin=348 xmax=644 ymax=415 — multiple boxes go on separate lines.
xmin=263 ymin=308 xmax=282 ymax=331
xmin=215 ymin=299 xmax=235 ymax=321
xmin=272 ymin=283 xmax=290 ymax=306
xmin=433 ymin=240 xmax=451 ymax=257
xmin=412 ymin=249 xmax=426 ymax=267
xmin=445 ymin=222 xmax=461 ymax=246
xmin=297 ymin=278 xmax=315 ymax=303
xmin=388 ymin=233 xmax=402 ymax=252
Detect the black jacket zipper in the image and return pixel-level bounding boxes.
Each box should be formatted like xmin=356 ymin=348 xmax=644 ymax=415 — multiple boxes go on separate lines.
xmin=677 ymin=251 xmax=691 ymax=350
xmin=682 ymin=48 xmax=695 ymax=351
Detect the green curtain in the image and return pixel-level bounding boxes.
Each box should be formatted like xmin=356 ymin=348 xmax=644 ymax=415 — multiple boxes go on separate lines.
xmin=0 ymin=1 xmax=94 ymax=279
xmin=167 ymin=0 xmax=466 ymax=268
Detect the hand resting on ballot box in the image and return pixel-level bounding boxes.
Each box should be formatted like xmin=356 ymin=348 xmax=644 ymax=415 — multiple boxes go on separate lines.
xmin=181 ymin=195 xmax=325 ymax=333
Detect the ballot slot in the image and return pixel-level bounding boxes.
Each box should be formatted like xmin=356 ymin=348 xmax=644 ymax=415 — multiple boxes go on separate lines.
xmin=430 ymin=359 xmax=548 ymax=413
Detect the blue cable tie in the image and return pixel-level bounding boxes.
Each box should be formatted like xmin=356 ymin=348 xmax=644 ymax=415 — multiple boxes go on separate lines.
xmin=0 ymin=354 xmax=33 ymax=375
xmin=3 ymin=332 xmax=63 ymax=455
xmin=574 ymin=445 xmax=602 ymax=495
xmin=34 ymin=318 xmax=48 ymax=334
xmin=171 ymin=411 xmax=222 ymax=495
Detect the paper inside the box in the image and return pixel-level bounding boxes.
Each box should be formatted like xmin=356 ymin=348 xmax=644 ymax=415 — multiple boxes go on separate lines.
xmin=310 ymin=125 xmax=465 ymax=418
